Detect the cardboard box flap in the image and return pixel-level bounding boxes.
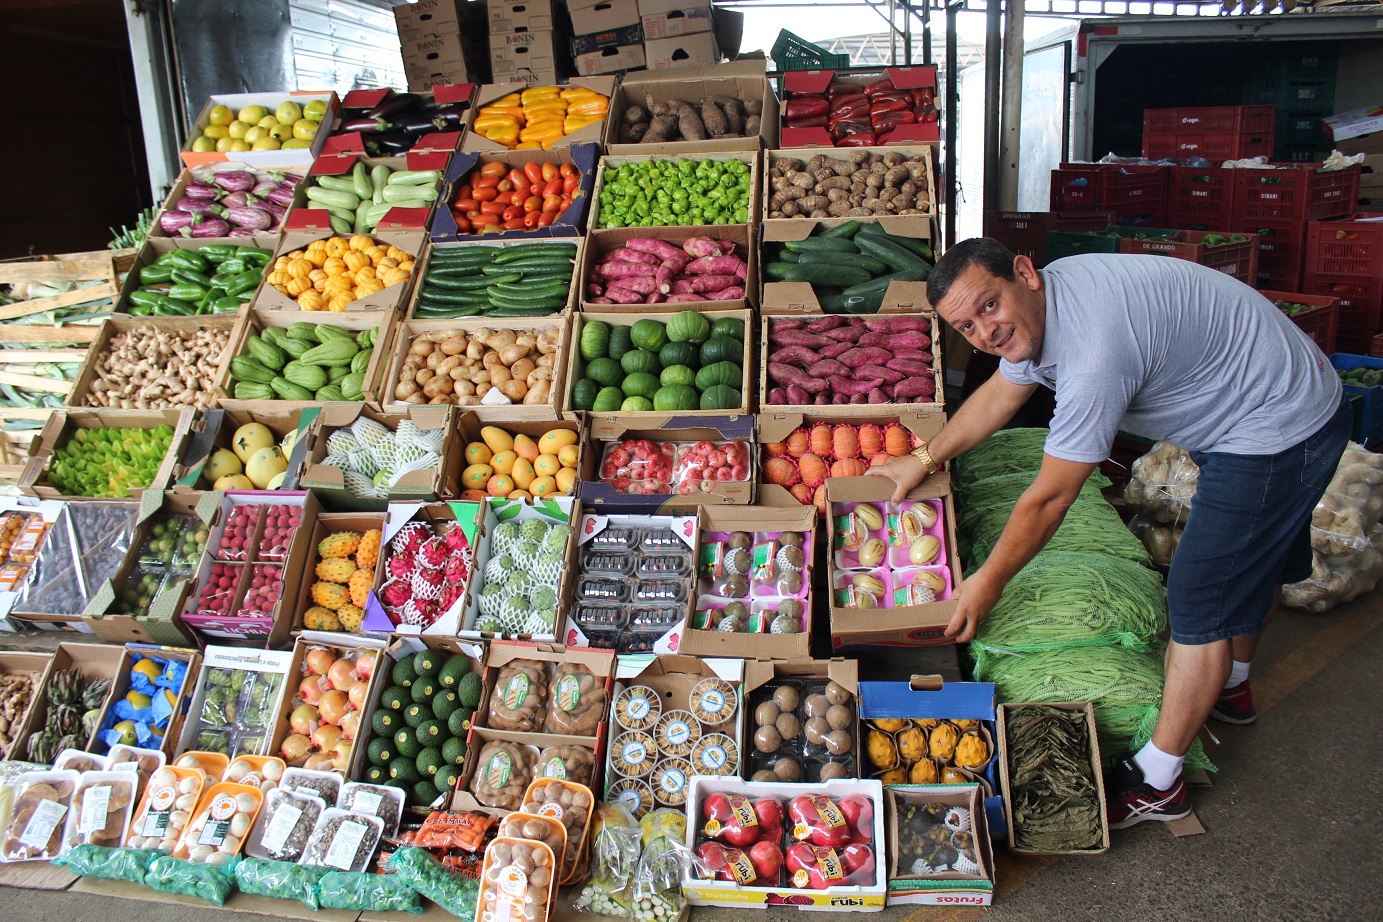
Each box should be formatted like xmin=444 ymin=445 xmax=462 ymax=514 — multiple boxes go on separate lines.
xmin=341 ymin=88 xmax=389 ymax=109
xmin=614 ymin=651 xmax=740 ymax=681
xmin=758 ymin=409 xmax=944 ymax=445
xmin=589 ymin=414 xmax=754 ymax=442
xmin=887 ymin=65 xmax=938 ymax=89
xmin=621 ymin=56 xmax=764 ymax=86
xmin=782 ymin=70 xmax=835 ymax=95
xmin=859 ymin=679 xmax=996 ymax=720
xmin=698 ymin=503 xmax=813 ymax=534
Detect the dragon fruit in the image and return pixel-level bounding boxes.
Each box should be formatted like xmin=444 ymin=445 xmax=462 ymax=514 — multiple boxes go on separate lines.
xmin=419 ymin=536 xmax=449 ymax=569
xmin=380 ymin=577 xmax=413 ymax=610
xmin=411 ymin=567 xmax=444 ymax=600
xmin=386 ymin=551 xmax=416 ymax=581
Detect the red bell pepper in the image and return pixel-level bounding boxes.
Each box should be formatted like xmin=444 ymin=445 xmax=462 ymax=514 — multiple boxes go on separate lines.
xmin=830 ymin=99 xmax=872 ymax=122
xmin=912 ymin=87 xmax=935 ymax=107
xmin=784 ymin=96 xmax=828 ymax=120
xmin=871 ymin=110 xmax=917 ymax=133
xmin=869 ymin=95 xmax=912 ymax=114
xmin=787 ymin=114 xmax=828 ymax=128
xmin=864 ymin=78 xmax=898 ymax=98
xmin=830 ymin=119 xmax=874 ymax=140
xmin=830 ymin=93 xmax=868 ymax=111
xmin=827 ymin=82 xmax=862 ymax=99
xmin=837 ymin=132 xmax=877 ymax=147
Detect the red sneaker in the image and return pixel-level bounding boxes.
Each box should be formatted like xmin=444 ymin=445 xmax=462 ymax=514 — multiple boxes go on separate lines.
xmin=1211 ymin=680 xmax=1258 ymax=725
xmin=1106 ymin=754 xmax=1192 ymax=830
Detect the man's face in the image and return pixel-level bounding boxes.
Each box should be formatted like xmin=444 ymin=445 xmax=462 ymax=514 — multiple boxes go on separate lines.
xmin=936 ymin=257 xmax=1045 ymax=363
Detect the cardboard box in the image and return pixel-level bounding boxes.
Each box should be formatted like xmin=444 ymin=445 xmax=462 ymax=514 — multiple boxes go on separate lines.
xmin=643 ymin=32 xmax=717 ymax=70
xmin=580 ymin=225 xmax=757 ymax=312
xmin=756 ymin=409 xmax=943 ymax=508
xmin=171 ymin=406 xmax=317 ymax=492
xmin=20 ymin=407 xmax=195 ymax=503
xmin=180 ymin=92 xmax=339 ymax=171
xmin=215 ymin=307 xmax=399 ymax=411
xmin=825 ymin=475 xmax=963 ymax=649
xmin=64 ymin=312 xmax=244 ymax=411
xmin=760 ymin=221 xmax=934 ymax=316
xmin=639 ymin=0 xmax=712 ymax=39
xmin=299 ymin=404 xmax=465 ymax=511
xmin=330 ymin=84 xmax=474 ymax=150
xmin=569 ymin=0 xmax=640 ymax=34
xmin=680 ymin=508 xmax=818 ymax=660
xmin=590 ymin=149 xmax=761 ymax=229
xmin=362 ymin=500 xmax=485 ymax=637
xmin=995 ymin=701 xmax=1110 ymax=856
xmin=460 ymin=495 xmax=579 ymax=642
xmin=394 ymin=0 xmax=465 ymax=41
xmin=81 ymin=489 xmax=219 ymax=646
xmin=609 ymin=60 xmax=779 ymax=154
xmin=410 ymin=65 xmax=480 ymax=95
xmin=563 ymin=309 xmax=754 ymax=420
xmin=380 ymin=315 xmax=571 ymax=422
xmin=89 ymin=642 xmax=202 ymax=758
xmin=738 ymin=657 xmax=857 ymax=780
xmin=763 ymin=147 xmax=937 ymax=225
xmin=146 ymin=167 xmax=306 ymax=241
xmin=487 ymin=0 xmax=555 ymax=34
xmin=603 ymin=653 xmax=744 ymax=811
xmin=462 ymin=77 xmax=618 ymax=154
xmin=174 ymin=644 xmax=295 ymax=757
xmin=11 ymin=642 xmax=124 ymax=755
xmin=758 ymin=313 xmax=944 ymax=418
xmin=1323 ymin=105 xmax=1383 ymax=144
xmin=574 ymin=42 xmax=646 ymax=77
xmin=680 ymin=775 xmax=887 ymax=909
xmin=885 ymin=784 xmax=995 ymax=905
xmin=472 ymin=640 xmax=616 ymax=734
xmin=431 ymin=143 xmax=599 ymax=242
xmin=401 ymin=31 xmax=471 ymax=75
xmin=780 ymin=67 xmax=940 ymax=149
xmin=563 ymin=510 xmax=697 ymax=653
xmin=256 ymin=226 xmax=428 ymax=313
xmin=490 ymin=32 xmax=560 ymax=86
xmin=0 ymin=649 xmax=52 ymax=758
xmin=572 ymin=23 xmax=644 ymax=57
xmin=578 ymin=415 xmax=755 ymax=512
xmin=288 ymin=510 xmax=387 ymax=633
xmin=178 ymin=491 xmax=321 ymax=646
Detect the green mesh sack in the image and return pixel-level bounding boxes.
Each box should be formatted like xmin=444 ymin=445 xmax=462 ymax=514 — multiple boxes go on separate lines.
xmin=54 ymin=845 xmax=163 ymax=883
xmin=144 ymin=855 xmax=239 ymax=906
xmin=318 ymin=870 xmax=423 ymax=913
xmin=234 ymin=857 xmax=328 ymax=909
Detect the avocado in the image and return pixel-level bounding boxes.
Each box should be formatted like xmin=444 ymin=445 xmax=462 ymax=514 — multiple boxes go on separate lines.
xmin=391 ymin=658 xmax=417 ymax=688
xmin=415 ymin=746 xmax=443 ymax=777
xmin=447 ymin=707 xmax=471 ymax=738
xmin=372 ymin=708 xmax=398 ymax=737
xmin=363 ymin=763 xmax=388 ymax=784
xmin=411 ymin=677 xmax=438 ymax=703
xmin=438 ymin=655 xmax=471 ymax=688
xmin=434 ymin=765 xmax=461 ymax=794
xmin=389 ymin=758 xmax=419 ymax=785
xmin=457 ymin=671 xmax=483 ymax=710
xmin=394 ymin=727 xmax=422 ymax=759
xmin=412 ymin=649 xmax=441 ymax=677
xmin=411 ymin=780 xmax=439 ymax=807
xmin=402 ymin=702 xmax=432 ymax=728
xmin=431 ymin=688 xmax=461 ymax=722
xmin=367 ymin=737 xmax=394 ymax=766
xmin=442 ymin=736 xmax=466 ymax=766
xmin=415 ymin=719 xmax=445 ymax=744
xmin=381 ymin=686 xmax=408 ymax=711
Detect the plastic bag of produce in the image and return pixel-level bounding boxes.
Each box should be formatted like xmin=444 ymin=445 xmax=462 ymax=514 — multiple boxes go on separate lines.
xmin=317 ymin=870 xmax=423 ymax=913
xmin=1127 ymin=514 xmax=1182 ymax=569
xmin=388 ymin=845 xmax=481 ymax=919
xmin=1123 ymin=442 xmax=1199 ymax=524
xmin=1284 ymin=524 xmax=1383 ymax=613
xmin=572 ymin=804 xmax=643 ymax=918
xmin=631 ymin=810 xmax=689 ymax=922
xmin=1282 ymin=443 xmax=1383 ymax=613
xmin=234 ymin=857 xmax=327 ymax=909
xmin=144 ymin=854 xmax=239 ymax=905
xmin=53 ymin=844 xmax=162 ymax=883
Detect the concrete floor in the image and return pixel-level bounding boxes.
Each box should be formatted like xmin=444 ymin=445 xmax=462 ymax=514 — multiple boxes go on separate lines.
xmin=3 ymin=590 xmax=1381 ymax=922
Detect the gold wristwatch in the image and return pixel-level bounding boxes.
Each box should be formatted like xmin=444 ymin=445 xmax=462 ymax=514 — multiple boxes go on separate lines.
xmin=911 ymin=443 xmax=940 ymax=476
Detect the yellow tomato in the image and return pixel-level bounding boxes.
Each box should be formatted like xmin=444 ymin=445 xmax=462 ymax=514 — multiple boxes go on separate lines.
xmin=251 ymin=137 xmax=281 ymax=151
xmin=237 ymin=105 xmax=269 ymax=124
xmin=292 ymin=118 xmax=320 ymax=141
xmin=202 ymin=124 xmax=229 ymax=140
xmin=195 ymin=136 xmax=221 ymax=152
xmin=227 ymin=119 xmax=252 ymax=140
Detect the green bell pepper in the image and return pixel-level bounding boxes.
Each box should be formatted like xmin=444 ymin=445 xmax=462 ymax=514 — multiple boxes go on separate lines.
xmin=224 ymin=269 xmax=264 ymax=297
xmin=197 ymin=244 xmax=238 ymax=263
xmin=161 ymin=249 xmax=209 ymax=273
xmin=138 ymin=264 xmax=175 ymax=285
xmin=171 ymin=268 xmax=213 ymax=289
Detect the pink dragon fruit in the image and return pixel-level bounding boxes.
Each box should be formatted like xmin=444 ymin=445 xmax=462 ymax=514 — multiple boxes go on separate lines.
xmin=411 ymin=566 xmax=444 ymax=600
xmin=439 ymin=584 xmax=464 ymax=610
xmin=391 ymin=522 xmax=431 ymax=556
xmin=419 ymin=536 xmax=449 ymax=569
xmin=386 ymin=551 xmax=416 ymax=581
xmin=380 ymin=577 xmax=413 ymax=610
xmin=444 ymin=555 xmax=468 ymax=585
xmin=444 ymin=526 xmax=469 ymax=553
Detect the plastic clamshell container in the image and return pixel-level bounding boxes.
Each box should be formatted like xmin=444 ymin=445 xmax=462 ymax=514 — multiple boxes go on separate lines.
xmin=297 ymin=807 xmax=385 ymax=873
xmin=63 ymin=770 xmax=137 ymax=853
xmin=224 ymin=754 xmax=286 ymax=793
xmin=520 ymin=776 xmax=596 ymax=885
xmin=244 ymin=786 xmax=326 ymax=862
xmin=173 ymin=781 xmax=265 ymax=863
xmin=52 ymin=749 xmax=106 ymax=774
xmin=476 ymin=836 xmax=558 ymax=922
xmin=125 ymin=765 xmax=205 ymax=851
xmin=105 ymin=744 xmax=167 ymax=775
xmin=0 ymin=770 xmax=81 ymax=862
xmin=337 ymin=781 xmax=406 ymax=839
xmin=279 ymin=767 xmax=343 ymax=806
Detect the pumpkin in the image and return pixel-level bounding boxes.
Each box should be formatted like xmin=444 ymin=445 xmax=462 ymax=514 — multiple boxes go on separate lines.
xmin=765 ymin=457 xmax=800 ymax=487
xmin=790 ymin=483 xmax=814 ymax=505
xmin=786 ymin=429 xmax=809 ymax=459
xmin=799 ymin=453 xmax=828 ymax=488
xmin=608 ymin=325 xmax=634 ymax=360
xmin=699 ymin=384 xmax=740 ymax=410
xmin=809 ymin=424 xmax=834 ymax=458
xmin=700 ymin=335 xmax=744 ymax=367
xmin=666 ymin=310 xmax=710 ymax=344
xmin=884 ymin=423 xmax=911 ymax=456
xmin=812 ymin=485 xmax=827 ymax=514
xmin=764 ymin=442 xmax=788 ymax=458
xmin=831 ymin=458 xmax=867 ymax=477
xmin=869 ymin=452 xmax=890 ymax=468
xmin=580 ymin=320 xmax=610 ymax=360
xmin=694 ymin=361 xmax=742 ymax=391
xmin=832 ymin=425 xmax=860 ymax=460
xmin=858 ymin=424 xmax=884 ymax=459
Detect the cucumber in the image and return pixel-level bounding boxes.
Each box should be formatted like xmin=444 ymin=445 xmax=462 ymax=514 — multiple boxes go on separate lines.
xmin=417 ymin=288 xmax=492 ymax=305
xmin=777 ymin=250 xmax=803 ymax=264
xmin=855 ymin=233 xmax=931 ymax=271
xmin=818 ymin=290 xmax=886 ymax=314
xmin=820 ymin=220 xmax=862 ymax=238
xmin=493 ymin=257 xmax=576 ymax=272
xmin=414 ymin=305 xmax=483 ymax=318
xmin=487 ymin=305 xmax=564 ymax=317
xmin=763 ymin=262 xmax=794 ymax=281
xmin=493 ymin=244 xmax=578 ymax=264
xmin=488 ymin=282 xmax=569 ymax=302
xmin=856 ymin=224 xmax=935 ymax=260
xmin=426 ymin=273 xmax=519 ymax=290
xmin=783 ymin=238 xmax=859 ymax=254
xmin=840 ymin=267 xmax=931 ymax=297
xmin=428 ymin=248 xmax=498 ymax=265
xmin=783 ymin=264 xmax=872 ymax=287
xmin=807 ymin=250 xmax=889 ymax=274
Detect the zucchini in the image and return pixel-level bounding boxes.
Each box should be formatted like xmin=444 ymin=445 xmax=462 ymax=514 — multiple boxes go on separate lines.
xmin=426 ymin=273 xmax=518 ymax=290
xmin=783 ymin=264 xmax=871 ymax=287
xmin=783 ymin=237 xmax=859 ymax=254
xmin=493 ymin=244 xmax=578 ymax=264
xmin=857 ymin=223 xmax=935 ymax=260
xmin=855 ymin=233 xmax=930 ymax=272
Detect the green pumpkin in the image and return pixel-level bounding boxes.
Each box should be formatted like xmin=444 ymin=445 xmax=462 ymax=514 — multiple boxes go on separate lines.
xmin=630 ymin=319 xmax=668 ymax=352
xmin=580 ymin=320 xmax=610 ymax=360
xmin=571 ymin=378 xmax=600 ymax=411
xmin=586 ymin=357 xmax=623 ymax=387
xmin=608 ymin=325 xmax=634 ymax=360
xmin=659 ymin=340 xmax=699 ymax=369
xmin=592 ymin=386 xmax=624 ymax=412
xmin=666 ymin=310 xmax=711 ymax=344
xmin=652 ymin=384 xmax=698 ymax=412
xmin=700 ymin=384 xmax=741 ymax=411
xmin=700 ymin=335 xmax=744 ymax=366
xmin=620 ymin=348 xmax=661 ymax=377
xmin=695 ymin=361 xmax=742 ymax=391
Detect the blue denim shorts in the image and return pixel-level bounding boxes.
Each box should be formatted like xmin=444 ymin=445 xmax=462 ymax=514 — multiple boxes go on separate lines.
xmin=1166 ymin=395 xmax=1352 ymax=645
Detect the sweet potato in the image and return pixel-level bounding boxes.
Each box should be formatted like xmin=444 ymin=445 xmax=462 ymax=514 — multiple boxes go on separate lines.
xmin=773 ymin=318 xmax=806 ymax=331
xmin=890 ymin=331 xmax=932 ymax=350
xmin=894 ymin=377 xmax=936 ymax=399
xmin=678 ymin=109 xmax=707 ymax=140
xmin=865 ymin=316 xmax=930 ymax=334
xmin=787 ymin=385 xmax=812 ymax=404
xmin=608 ymin=247 xmax=660 ymax=266
xmin=868 ymin=388 xmax=890 ymax=404
xmin=655 ymin=255 xmax=690 ymax=287
xmin=770 ymin=330 xmax=834 ymax=349
xmin=626 ymin=238 xmax=684 ymax=261
xmin=806 ymin=358 xmax=850 ymax=377
xmin=690 ymin=276 xmax=737 ymax=293
xmin=589 ymin=297 xmax=615 ymax=304
xmin=714 ymin=239 xmax=737 ymax=254
xmin=805 ymin=316 xmax=846 ymax=333
xmin=818 ymin=342 xmax=851 ymax=360
xmin=769 ymin=345 xmax=821 ymax=366
xmin=683 ymin=236 xmax=722 ymax=258
xmin=643 ymin=114 xmax=677 ymax=143
xmin=856 ymin=364 xmax=905 ymax=385
xmin=744 ymin=114 xmax=761 ymax=136
xmin=822 ymin=326 xmax=864 ymax=343
xmin=833 ymin=395 xmax=850 ymax=405
xmin=886 ymin=357 xmax=932 ymax=376
xmin=769 ymin=363 xmax=829 ymax=393
xmin=586 ymin=283 xmax=603 ymax=297
xmin=891 ymin=348 xmax=931 ymax=363
xmin=834 ymin=377 xmax=883 ymax=397
xmin=706 ymin=286 xmax=745 ymax=300
xmin=857 ymin=332 xmax=889 ymax=348
xmin=701 ymin=102 xmax=728 ymax=137
xmin=609 ymin=275 xmax=658 ymax=295
xmin=685 ymin=256 xmax=745 ymax=275
xmin=839 ymin=346 xmax=892 ymax=367
xmin=603 ymin=287 xmax=643 ymax=304
xmin=768 ymin=387 xmax=788 ymax=404
xmin=667 ymin=293 xmax=707 ymax=302
xmin=599 ymin=259 xmax=657 ymax=279
xmin=648 ymin=291 xmax=666 ymax=304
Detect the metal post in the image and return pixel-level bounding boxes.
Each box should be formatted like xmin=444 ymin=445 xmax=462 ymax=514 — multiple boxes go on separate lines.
xmin=125 ymin=0 xmax=182 ymax=203
xmin=945 ymin=0 xmax=959 ymax=249
xmin=999 ymin=0 xmax=1025 ymax=209
xmin=922 ymin=0 xmax=931 ymax=65
xmin=982 ymin=0 xmax=1002 ymax=220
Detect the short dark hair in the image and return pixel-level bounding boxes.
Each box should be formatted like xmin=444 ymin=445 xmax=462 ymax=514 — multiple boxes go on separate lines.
xmin=927 ymin=237 xmax=1018 ymax=307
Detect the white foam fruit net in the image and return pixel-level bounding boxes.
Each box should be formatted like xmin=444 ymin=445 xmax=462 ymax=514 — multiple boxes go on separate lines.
xmin=323 ymin=417 xmax=446 ymax=498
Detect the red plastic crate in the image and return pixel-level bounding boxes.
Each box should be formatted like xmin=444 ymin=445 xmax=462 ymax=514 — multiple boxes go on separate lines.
xmin=1170 ymin=166 xmax=1237 ymax=228
xmin=985 ymin=210 xmax=1114 ymax=266
xmin=1235 ymin=217 xmax=1308 ymax=281
xmin=1050 ymin=163 xmax=1169 ymax=223
xmin=1259 ymin=288 xmax=1339 ymax=354
xmin=1253 ymin=269 xmax=1304 ymax=294
xmin=1143 ymin=106 xmax=1276 ymax=136
xmin=1371 ymin=333 xmax=1383 ymax=359
xmin=1233 ymin=163 xmax=1361 ymax=224
xmin=1118 ymin=230 xmax=1259 ymax=285
xmin=1306 ymin=213 xmax=1383 ymax=277
xmin=1145 ymin=132 xmax=1273 ymax=163
xmin=1306 ymin=273 xmax=1383 ymax=335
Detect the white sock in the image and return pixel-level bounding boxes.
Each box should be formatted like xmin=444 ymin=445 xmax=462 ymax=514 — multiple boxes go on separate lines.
xmin=1133 ymin=741 xmax=1185 ymax=791
xmin=1225 ymin=660 xmax=1251 ymax=689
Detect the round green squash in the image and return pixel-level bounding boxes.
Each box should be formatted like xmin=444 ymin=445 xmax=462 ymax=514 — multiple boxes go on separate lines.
xmin=630 ymin=318 xmax=668 ymax=352
xmin=667 ymin=310 xmax=711 ymax=344
xmin=579 ymin=320 xmax=610 ymax=360
xmin=652 ymin=384 xmax=698 ymax=412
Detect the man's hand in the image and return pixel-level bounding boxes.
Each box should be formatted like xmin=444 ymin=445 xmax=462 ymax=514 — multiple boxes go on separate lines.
xmin=946 ymin=568 xmax=1003 ymax=643
xmin=865 ymin=455 xmax=929 ymax=504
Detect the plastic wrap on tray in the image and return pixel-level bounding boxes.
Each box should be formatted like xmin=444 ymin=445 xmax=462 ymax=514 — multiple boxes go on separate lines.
xmin=694 ymin=528 xmax=812 ymax=634
xmin=15 ymin=503 xmax=138 ymax=616
xmin=191 ymin=563 xmax=244 ymax=618
xmin=598 ymin=439 xmax=751 ymax=496
xmin=254 ymin=505 xmax=301 ymax=563
xmin=214 ymin=505 xmax=262 ymax=562
xmin=237 ymin=564 xmax=283 ymax=619
xmin=746 ymin=679 xmax=857 ymax=783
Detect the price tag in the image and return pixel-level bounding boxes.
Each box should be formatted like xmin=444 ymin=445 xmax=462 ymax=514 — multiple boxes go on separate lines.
xmin=79 ymin=785 xmax=113 ymax=835
xmin=142 ymin=810 xmax=170 ymax=838
xmin=19 ymin=800 xmax=67 ymax=849
xmin=352 ymin=790 xmax=383 ymax=817
xmin=324 ymin=819 xmax=370 ymax=870
xmin=199 ymin=818 xmax=229 ymax=847
xmin=260 ymin=803 xmax=303 ymax=854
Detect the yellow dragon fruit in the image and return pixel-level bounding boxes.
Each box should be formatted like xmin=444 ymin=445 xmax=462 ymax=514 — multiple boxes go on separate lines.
xmin=954 ymin=730 xmax=990 ymax=769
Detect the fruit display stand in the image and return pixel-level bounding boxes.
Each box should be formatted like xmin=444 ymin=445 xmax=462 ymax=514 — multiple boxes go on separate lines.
xmin=87 ymin=642 xmax=202 ymax=759
xmin=579 ymin=225 xmax=757 ymax=313
xmin=577 ymin=414 xmax=756 ymax=513
xmin=19 ymin=407 xmax=195 ymax=503
xmin=453 ymin=640 xmax=615 ymax=814
xmin=291 ymin=510 xmax=386 ymax=633
xmin=378 ymin=316 xmax=572 ymax=422
xmin=563 ymin=310 xmax=754 ymax=420
xmin=0 ymin=649 xmax=53 ymax=758
xmin=430 ymin=143 xmax=600 ymax=242
xmin=180 ymin=92 xmax=340 ymax=170
xmin=777 ymin=67 xmax=940 ymax=149
xmin=63 ymin=312 xmax=246 ymax=411
xmin=254 ymin=224 xmax=428 ymax=315
xmin=462 ymin=77 xmax=617 ymax=155
xmin=679 ymin=505 xmax=818 ymax=660
xmin=177 ymin=490 xmax=322 ymax=646
xmin=824 ymin=475 xmax=964 ymax=650
xmin=172 ymin=407 xmax=317 ymax=492
xmin=10 ymin=641 xmax=125 ymax=757
xmin=328 ymin=84 xmax=475 ymax=154
xmin=172 ymin=643 xmax=295 ymax=759
xmin=364 ymin=500 xmax=483 ymax=637
xmin=80 ymin=489 xmax=220 ymax=646
xmin=762 ymin=150 xmax=937 ymax=226
xmin=460 ymin=495 xmax=579 ymax=643
xmin=215 ymin=307 xmax=399 ymax=411
xmin=405 ymin=236 xmax=584 ymax=320
xmin=884 ymin=783 xmax=995 ymax=905
xmin=297 ymin=403 xmax=465 ymax=512
xmin=454 ymin=419 xmax=583 ymax=503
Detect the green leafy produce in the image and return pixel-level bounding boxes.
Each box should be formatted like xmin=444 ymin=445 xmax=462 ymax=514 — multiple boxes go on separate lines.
xmin=144 ymin=855 xmax=238 ymax=906
xmin=1274 ymin=299 xmax=1317 ymax=318
xmin=318 ymin=870 xmax=423 ymax=913
xmin=596 ymin=157 xmax=752 ymax=228
xmin=234 ymin=858 xmax=328 ymax=910
xmin=54 ymin=845 xmax=163 ymax=883
xmin=47 ymin=425 xmax=176 ymax=498
xmin=388 ymin=847 xmax=480 ymax=919
xmin=1004 ymin=705 xmax=1103 ymax=852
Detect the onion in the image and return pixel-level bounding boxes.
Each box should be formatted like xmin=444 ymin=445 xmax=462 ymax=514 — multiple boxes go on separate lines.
xmin=279 ymin=733 xmax=311 ymax=762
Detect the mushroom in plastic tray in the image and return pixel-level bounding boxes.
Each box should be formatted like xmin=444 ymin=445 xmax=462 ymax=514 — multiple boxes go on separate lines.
xmin=63 ymin=771 xmax=137 ymax=851
xmin=1 ymin=770 xmax=79 ymax=862
xmin=520 ymin=777 xmax=595 ymax=885
xmin=173 ymin=781 xmax=264 ymax=864
xmin=298 ymin=808 xmax=384 ymax=873
xmin=126 ymin=765 xmax=204 ymax=852
xmin=476 ymin=836 xmax=558 ymax=922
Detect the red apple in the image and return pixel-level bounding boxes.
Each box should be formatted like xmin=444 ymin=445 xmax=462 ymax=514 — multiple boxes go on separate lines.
xmin=696 ymin=841 xmax=729 ymax=879
xmin=748 ymin=840 xmax=784 ymax=886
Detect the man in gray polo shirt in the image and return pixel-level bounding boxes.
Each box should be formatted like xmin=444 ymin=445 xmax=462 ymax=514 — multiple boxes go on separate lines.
xmin=870 ymin=238 xmax=1349 ymax=829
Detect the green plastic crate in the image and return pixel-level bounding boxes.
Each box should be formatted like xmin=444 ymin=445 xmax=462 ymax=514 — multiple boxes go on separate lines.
xmin=772 ymin=30 xmax=848 ymax=71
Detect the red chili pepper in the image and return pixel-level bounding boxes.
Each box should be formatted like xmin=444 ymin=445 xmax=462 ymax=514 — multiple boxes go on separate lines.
xmin=864 ymin=78 xmax=898 ymax=98
xmin=787 ymin=114 xmax=829 ymax=128
xmin=784 ymin=96 xmax=828 ymax=120
xmin=830 ymin=93 xmax=869 ymax=110
xmin=837 ymin=132 xmax=878 ymax=147
xmin=827 ymin=82 xmax=860 ymax=98
xmin=870 ymin=95 xmax=912 ymax=113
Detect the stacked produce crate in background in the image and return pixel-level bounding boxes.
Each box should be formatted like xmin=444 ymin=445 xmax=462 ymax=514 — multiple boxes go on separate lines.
xmin=395 ymin=0 xmax=489 ymax=91
xmin=488 ymin=0 xmax=560 ymax=86
xmin=1246 ymin=45 xmax=1336 ymax=164
xmin=569 ymin=0 xmax=645 ymax=75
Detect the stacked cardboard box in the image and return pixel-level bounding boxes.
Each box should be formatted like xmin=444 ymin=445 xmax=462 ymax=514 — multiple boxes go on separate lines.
xmin=569 ymin=0 xmax=645 ymax=75
xmin=395 ymin=0 xmax=488 ymax=90
xmin=1324 ymin=105 xmax=1383 ymax=208
xmin=489 ymin=0 xmax=560 ymax=86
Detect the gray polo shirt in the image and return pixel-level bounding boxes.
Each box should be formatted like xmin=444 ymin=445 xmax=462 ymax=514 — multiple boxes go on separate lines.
xmin=999 ymin=253 xmax=1342 ymax=463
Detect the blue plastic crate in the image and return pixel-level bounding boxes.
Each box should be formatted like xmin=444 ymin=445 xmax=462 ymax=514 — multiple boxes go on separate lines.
xmin=1329 ymin=353 xmax=1383 ymax=447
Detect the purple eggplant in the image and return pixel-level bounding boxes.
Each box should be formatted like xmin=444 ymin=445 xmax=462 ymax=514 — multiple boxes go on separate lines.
xmin=341 ymin=116 xmax=392 ymax=134
xmin=212 ymin=171 xmax=256 ymax=193
xmin=182 ymin=181 xmax=221 ymax=201
xmin=398 ymin=113 xmax=445 ymax=135
xmin=367 ymin=131 xmax=412 ymax=156
xmin=227 ymin=227 xmax=259 ymax=237
xmin=262 ymin=201 xmax=287 ymax=220
xmin=432 ymin=103 xmax=468 ymax=130
xmin=220 ymin=191 xmax=250 ymax=209
xmin=280 ymin=173 xmax=305 ymax=184
xmin=176 ymin=198 xmax=221 ymax=215
xmin=225 ymin=206 xmax=273 ymax=230
xmin=251 ymin=180 xmax=279 ymax=196
xmin=159 ymin=210 xmax=196 ymax=234
xmin=368 ymin=93 xmax=423 ymax=122
xmin=265 ymin=185 xmax=297 ymax=207
xmin=185 ymin=217 xmax=231 ymax=238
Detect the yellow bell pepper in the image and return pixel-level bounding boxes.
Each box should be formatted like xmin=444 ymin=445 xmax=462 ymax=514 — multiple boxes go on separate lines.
xmin=521 ymin=86 xmax=561 ymax=103
xmin=520 ymin=125 xmax=565 ymax=144
xmin=516 ymin=141 xmax=543 ymax=149
xmin=564 ymin=116 xmax=600 ymax=133
xmin=484 ymin=125 xmax=520 ymax=147
xmin=567 ymin=100 xmax=608 ymax=118
xmin=488 ymin=93 xmax=522 ymax=107
xmin=560 ymin=86 xmax=604 ymax=100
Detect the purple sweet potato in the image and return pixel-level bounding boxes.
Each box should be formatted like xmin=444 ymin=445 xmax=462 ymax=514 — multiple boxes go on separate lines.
xmin=890 ymin=331 xmax=932 ymax=350
xmin=685 ymin=256 xmax=746 ymax=276
xmin=851 ymin=394 xmax=868 ymax=404
xmin=833 ymin=376 xmax=884 ymax=397
xmin=833 ymin=395 xmax=850 ymax=405
xmin=787 ymin=385 xmax=812 ymax=404
xmin=805 ymin=316 xmax=845 ymax=333
xmin=822 ymin=326 xmax=865 ymax=343
xmin=868 ymin=388 xmax=889 ymax=404
xmin=894 ymin=378 xmax=937 ymax=399
xmin=891 ymin=349 xmax=931 ymax=363
xmin=856 ymin=364 xmax=905 ymax=385
xmin=818 ymin=342 xmax=851 ymax=360
xmin=839 ymin=346 xmax=892 ymax=367
xmin=589 ymin=296 xmax=615 ymax=304
xmin=604 ymin=287 xmax=643 ymax=304
xmin=706 ymin=287 xmax=745 ymax=300
xmin=806 ymin=358 xmax=849 ymax=377
xmin=770 ymin=330 xmax=835 ymax=349
xmin=608 ymin=248 xmax=660 ymax=266
xmin=655 ymin=255 xmax=690 ymax=287
xmin=886 ymin=357 xmax=932 ymax=376
xmin=649 ymin=291 xmax=667 ymax=304
xmin=600 ymin=259 xmax=657 ymax=279
xmin=609 ymin=275 xmax=658 ymax=295
xmin=688 ymin=274 xmax=739 ymax=293
xmin=682 ymin=236 xmax=722 ymax=258
xmin=864 ymin=316 xmax=931 ymax=334
xmin=667 ymin=293 xmax=708 ymax=302
xmin=770 ymin=345 xmax=822 ymax=366
xmin=774 ymin=318 xmax=806 ymax=331
xmin=586 ymin=282 xmax=604 ymax=297
xmin=768 ymin=387 xmax=788 ymax=404
xmin=626 ymin=238 xmax=683 ymax=261
xmin=857 ymin=332 xmax=889 ymax=348
xmin=769 ymin=363 xmax=829 ymax=393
